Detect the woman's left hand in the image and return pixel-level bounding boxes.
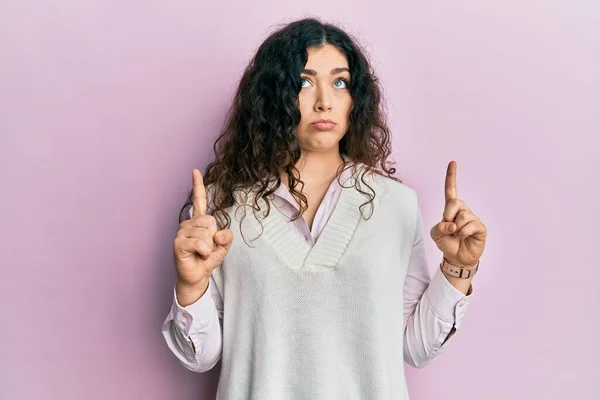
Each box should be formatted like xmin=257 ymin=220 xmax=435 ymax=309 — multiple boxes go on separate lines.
xmin=430 ymin=161 xmax=487 ymax=268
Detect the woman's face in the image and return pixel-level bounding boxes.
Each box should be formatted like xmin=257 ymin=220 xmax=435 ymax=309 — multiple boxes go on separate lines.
xmin=295 ymin=44 xmax=353 ymax=156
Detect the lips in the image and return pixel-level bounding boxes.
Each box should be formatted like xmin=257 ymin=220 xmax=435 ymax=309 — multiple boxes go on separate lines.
xmin=311 ymin=121 xmax=336 ymax=131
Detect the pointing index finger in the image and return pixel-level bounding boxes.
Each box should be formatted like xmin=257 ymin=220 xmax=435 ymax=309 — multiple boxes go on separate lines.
xmin=444 ymin=160 xmax=458 ymax=203
xmin=192 ymin=169 xmax=207 ymax=216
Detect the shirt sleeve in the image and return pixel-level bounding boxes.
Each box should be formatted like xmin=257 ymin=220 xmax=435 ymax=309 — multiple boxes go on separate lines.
xmin=402 ymin=204 xmax=474 ymax=368
xmin=161 ymin=274 xmax=224 ymax=373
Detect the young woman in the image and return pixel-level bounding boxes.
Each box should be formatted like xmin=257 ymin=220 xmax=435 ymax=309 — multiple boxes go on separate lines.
xmin=163 ymin=17 xmax=487 ymax=400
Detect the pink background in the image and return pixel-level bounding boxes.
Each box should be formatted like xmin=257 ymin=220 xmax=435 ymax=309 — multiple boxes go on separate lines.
xmin=1 ymin=1 xmax=598 ymax=399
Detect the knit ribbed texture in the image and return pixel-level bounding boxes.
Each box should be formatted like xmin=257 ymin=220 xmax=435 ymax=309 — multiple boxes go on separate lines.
xmin=214 ymin=172 xmax=419 ymax=400
xmin=260 ymin=173 xmax=366 ymax=272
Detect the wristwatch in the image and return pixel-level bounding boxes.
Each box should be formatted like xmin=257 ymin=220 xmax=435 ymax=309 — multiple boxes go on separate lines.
xmin=440 ymin=258 xmax=479 ymax=279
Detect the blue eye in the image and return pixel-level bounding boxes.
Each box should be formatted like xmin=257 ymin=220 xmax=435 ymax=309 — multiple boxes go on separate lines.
xmin=300 ymin=77 xmax=350 ymax=89
xmin=334 ymin=78 xmax=349 ymax=89
xmin=300 ymin=78 xmax=311 ymax=88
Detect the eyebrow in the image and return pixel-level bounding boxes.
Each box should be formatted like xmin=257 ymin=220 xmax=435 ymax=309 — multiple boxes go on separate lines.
xmin=301 ymin=67 xmax=350 ymax=76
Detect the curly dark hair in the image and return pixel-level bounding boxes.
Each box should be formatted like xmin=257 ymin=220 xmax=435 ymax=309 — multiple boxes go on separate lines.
xmin=179 ymin=17 xmax=402 ymax=240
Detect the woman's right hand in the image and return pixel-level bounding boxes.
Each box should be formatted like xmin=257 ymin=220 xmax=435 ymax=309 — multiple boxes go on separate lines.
xmin=173 ymin=169 xmax=233 ymax=303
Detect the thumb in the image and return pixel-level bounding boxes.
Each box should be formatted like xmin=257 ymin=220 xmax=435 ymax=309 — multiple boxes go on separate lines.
xmin=430 ymin=221 xmax=456 ymax=241
xmin=207 ymin=229 xmax=233 ymax=267
xmin=213 ymin=229 xmax=234 ymax=250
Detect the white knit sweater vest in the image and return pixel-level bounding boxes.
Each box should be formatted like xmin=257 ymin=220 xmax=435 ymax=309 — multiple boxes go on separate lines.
xmin=212 ymin=170 xmax=419 ymax=400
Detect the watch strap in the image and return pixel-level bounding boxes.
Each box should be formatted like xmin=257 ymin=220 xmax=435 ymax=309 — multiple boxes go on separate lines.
xmin=440 ymin=258 xmax=479 ymax=279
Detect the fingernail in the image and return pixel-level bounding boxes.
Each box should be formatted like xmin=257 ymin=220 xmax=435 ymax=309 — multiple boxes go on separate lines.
xmin=448 ymin=225 xmax=455 ymax=233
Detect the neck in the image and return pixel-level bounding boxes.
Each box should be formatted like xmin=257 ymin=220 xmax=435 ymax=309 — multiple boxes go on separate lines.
xmin=296 ymin=151 xmax=344 ymax=173
xmin=284 ymin=151 xmax=346 ymax=187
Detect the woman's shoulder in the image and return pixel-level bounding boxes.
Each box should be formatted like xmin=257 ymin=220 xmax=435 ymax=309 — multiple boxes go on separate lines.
xmin=205 ymin=182 xmax=262 ymax=213
xmin=365 ymin=169 xmax=418 ymax=204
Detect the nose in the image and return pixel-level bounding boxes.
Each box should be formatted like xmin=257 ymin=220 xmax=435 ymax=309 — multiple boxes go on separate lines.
xmin=314 ymin=86 xmax=332 ymax=112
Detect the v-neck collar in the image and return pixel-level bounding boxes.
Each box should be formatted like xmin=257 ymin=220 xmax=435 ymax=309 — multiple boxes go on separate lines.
xmin=257 ymin=168 xmax=371 ymax=273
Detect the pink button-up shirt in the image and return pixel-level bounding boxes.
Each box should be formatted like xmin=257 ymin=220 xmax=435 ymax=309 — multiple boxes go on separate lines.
xmin=162 ymin=161 xmax=474 ymax=372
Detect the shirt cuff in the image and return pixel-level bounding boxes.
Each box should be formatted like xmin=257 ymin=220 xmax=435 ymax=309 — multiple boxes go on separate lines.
xmin=425 ymin=267 xmax=474 ymax=328
xmin=170 ymin=279 xmax=217 ymax=337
